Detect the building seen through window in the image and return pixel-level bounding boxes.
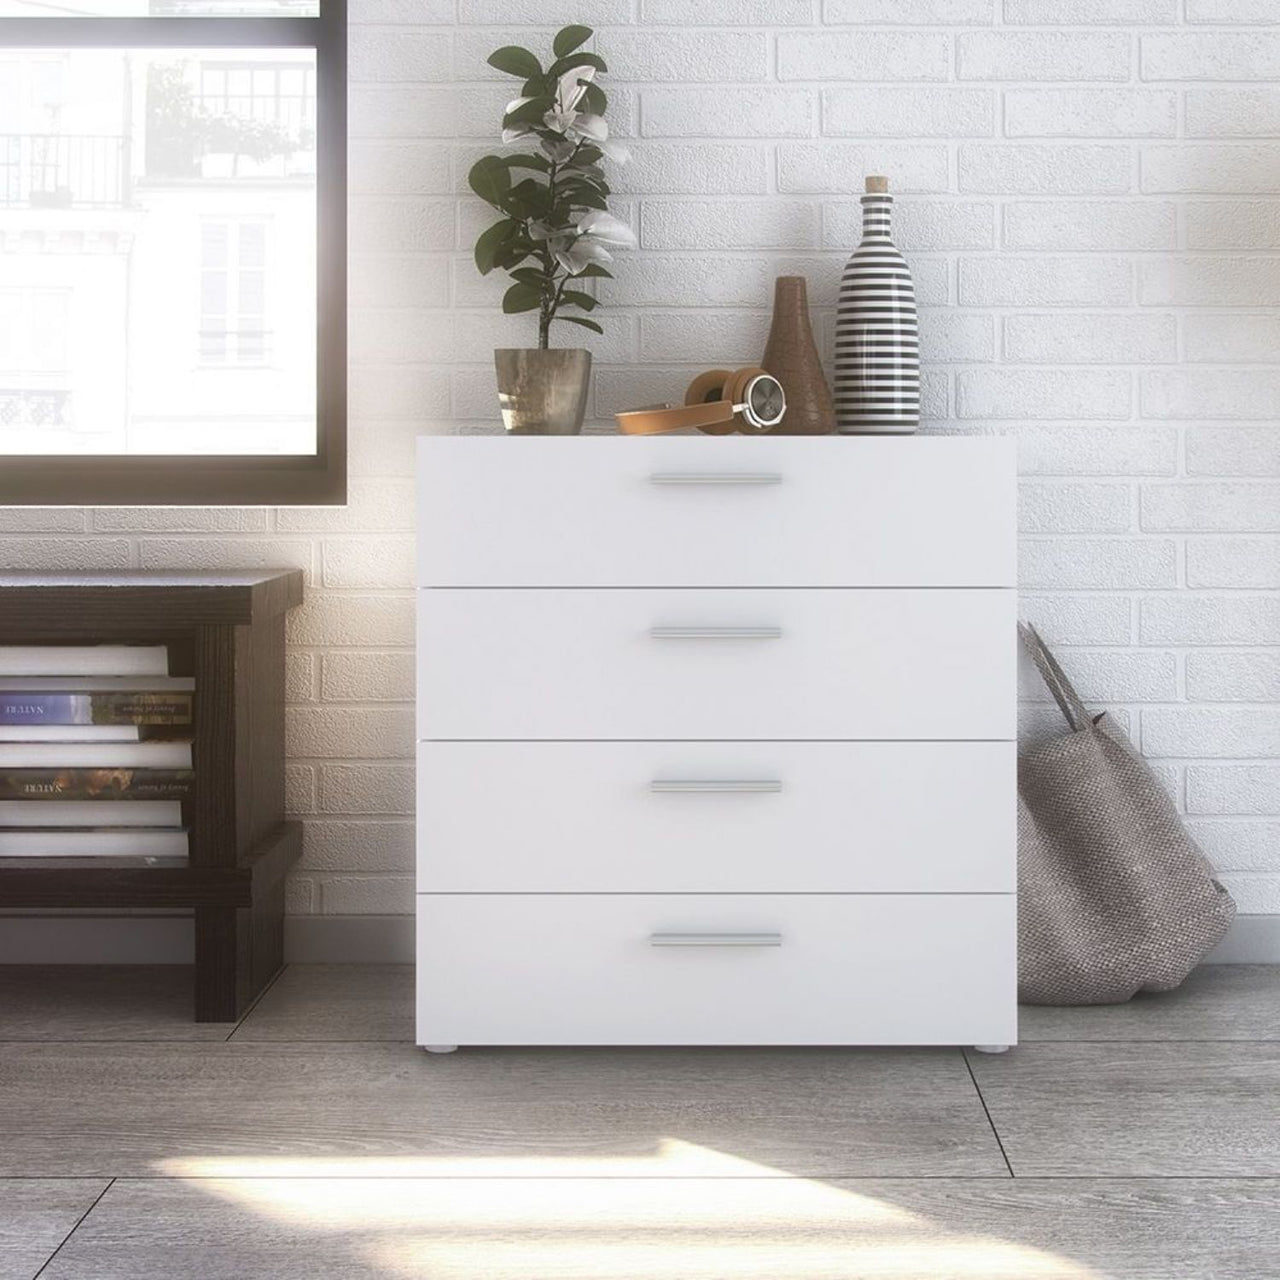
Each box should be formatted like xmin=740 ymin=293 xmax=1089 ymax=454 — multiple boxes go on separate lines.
xmin=0 ymin=1 xmax=318 ymax=457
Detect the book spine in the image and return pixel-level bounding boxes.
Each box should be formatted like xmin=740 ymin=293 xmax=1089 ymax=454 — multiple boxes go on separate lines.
xmin=0 ymin=769 xmax=195 ymax=800
xmin=0 ymin=693 xmax=192 ymax=726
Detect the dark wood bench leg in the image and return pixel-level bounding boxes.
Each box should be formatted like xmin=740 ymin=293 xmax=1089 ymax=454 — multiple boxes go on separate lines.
xmin=192 ymin=823 xmax=300 ymax=1022
xmin=193 ymin=623 xmax=240 ymax=1023
xmin=194 ymin=905 xmax=241 ymax=1022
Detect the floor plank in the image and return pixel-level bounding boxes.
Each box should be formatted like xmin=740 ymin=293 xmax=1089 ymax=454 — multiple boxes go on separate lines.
xmin=39 ymin=1175 xmax=1280 ymax=1280
xmin=0 ymin=1042 xmax=1006 ymax=1179
xmin=7 ymin=966 xmax=1280 ymax=1276
xmin=0 ymin=1180 xmax=107 ymax=1280
xmin=1019 ymin=965 xmax=1280 ymax=1042
xmin=0 ymin=967 xmax=231 ymax=1042
xmin=969 ymin=1041 xmax=1280 ymax=1176
xmin=232 ymin=965 xmax=413 ymax=1042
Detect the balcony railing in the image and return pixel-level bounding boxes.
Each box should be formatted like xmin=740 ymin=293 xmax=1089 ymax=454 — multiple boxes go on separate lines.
xmin=0 ymin=390 xmax=72 ymax=429
xmin=0 ymin=135 xmax=131 ymax=211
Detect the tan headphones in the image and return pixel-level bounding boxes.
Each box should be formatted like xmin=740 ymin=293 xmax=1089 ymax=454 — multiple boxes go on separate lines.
xmin=616 ymin=367 xmax=787 ymax=436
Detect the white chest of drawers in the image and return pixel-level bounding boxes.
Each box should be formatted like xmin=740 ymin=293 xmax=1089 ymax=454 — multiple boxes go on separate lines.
xmin=416 ymin=435 xmax=1017 ymax=1051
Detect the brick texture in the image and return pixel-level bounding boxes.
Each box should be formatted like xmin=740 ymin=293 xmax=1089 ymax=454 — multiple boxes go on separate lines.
xmin=7 ymin=6 xmax=1276 ymax=925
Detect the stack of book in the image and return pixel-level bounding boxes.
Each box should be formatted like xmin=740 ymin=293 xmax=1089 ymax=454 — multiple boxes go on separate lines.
xmin=0 ymin=645 xmax=194 ymax=864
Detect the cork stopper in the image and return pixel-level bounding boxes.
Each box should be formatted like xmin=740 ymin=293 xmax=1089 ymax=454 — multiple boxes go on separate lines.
xmin=865 ymin=175 xmax=889 ymax=193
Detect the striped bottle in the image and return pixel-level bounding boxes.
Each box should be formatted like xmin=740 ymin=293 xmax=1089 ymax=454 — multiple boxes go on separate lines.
xmin=834 ymin=175 xmax=919 ymax=434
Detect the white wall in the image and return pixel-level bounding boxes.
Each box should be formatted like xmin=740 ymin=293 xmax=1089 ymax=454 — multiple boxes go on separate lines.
xmin=13 ymin=0 xmax=1280 ymax=935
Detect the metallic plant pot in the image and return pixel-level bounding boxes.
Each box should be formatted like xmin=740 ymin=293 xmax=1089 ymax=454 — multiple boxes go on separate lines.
xmin=494 ymin=348 xmax=592 ymax=435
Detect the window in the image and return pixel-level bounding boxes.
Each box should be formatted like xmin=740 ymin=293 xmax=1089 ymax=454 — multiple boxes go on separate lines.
xmin=199 ymin=60 xmax=316 ymax=136
xmin=0 ymin=0 xmax=345 ymax=504
xmin=200 ymin=219 xmax=269 ymax=366
xmin=0 ymin=288 xmax=71 ymax=439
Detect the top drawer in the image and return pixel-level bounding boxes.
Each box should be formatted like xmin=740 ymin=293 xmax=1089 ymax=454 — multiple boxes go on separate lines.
xmin=417 ymin=436 xmax=1016 ymax=588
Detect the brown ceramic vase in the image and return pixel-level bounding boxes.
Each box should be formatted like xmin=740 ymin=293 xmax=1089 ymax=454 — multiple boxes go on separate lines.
xmin=760 ymin=275 xmax=836 ymax=436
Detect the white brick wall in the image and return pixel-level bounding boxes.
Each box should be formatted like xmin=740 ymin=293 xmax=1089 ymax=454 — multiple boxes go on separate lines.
xmin=9 ymin=3 xmax=1280 ymax=927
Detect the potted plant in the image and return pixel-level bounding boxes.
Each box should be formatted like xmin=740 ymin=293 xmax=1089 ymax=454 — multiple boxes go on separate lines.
xmin=470 ymin=25 xmax=634 ymax=434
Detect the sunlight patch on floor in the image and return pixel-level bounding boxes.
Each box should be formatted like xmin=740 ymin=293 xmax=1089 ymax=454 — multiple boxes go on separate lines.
xmin=375 ymin=1236 xmax=1099 ymax=1280
xmin=159 ymin=1143 xmax=1102 ymax=1280
xmin=159 ymin=1138 xmax=794 ymax=1180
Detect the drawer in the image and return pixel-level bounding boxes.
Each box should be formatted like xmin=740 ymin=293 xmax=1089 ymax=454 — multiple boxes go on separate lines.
xmin=417 ymin=741 xmax=1015 ymax=893
xmin=416 ymin=894 xmax=1017 ymax=1046
xmin=417 ymin=436 xmax=1016 ymax=588
xmin=417 ymin=588 xmax=1015 ymax=740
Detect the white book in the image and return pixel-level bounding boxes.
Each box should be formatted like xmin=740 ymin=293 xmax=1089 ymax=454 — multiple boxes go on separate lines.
xmin=0 ymin=800 xmax=184 ymax=827
xmin=0 ymin=741 xmax=192 ymax=768
xmin=0 ymin=725 xmax=142 ymax=743
xmin=0 ymin=828 xmax=189 ymax=857
xmin=0 ymin=677 xmax=194 ymax=692
xmin=0 ymin=646 xmax=170 ymax=677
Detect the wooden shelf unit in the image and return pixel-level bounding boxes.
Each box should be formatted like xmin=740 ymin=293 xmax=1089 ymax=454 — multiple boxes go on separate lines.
xmin=0 ymin=570 xmax=304 ymax=1021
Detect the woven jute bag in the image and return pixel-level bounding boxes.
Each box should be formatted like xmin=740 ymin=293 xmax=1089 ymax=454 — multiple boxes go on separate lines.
xmin=1018 ymin=623 xmax=1236 ymax=1006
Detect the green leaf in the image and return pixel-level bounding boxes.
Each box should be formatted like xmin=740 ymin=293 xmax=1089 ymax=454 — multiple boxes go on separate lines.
xmin=564 ymin=187 xmax=608 ymax=210
xmin=506 ymin=183 xmax=550 ymax=221
xmin=553 ymin=24 xmax=593 ymax=58
xmin=474 ymin=218 xmax=515 ymax=275
xmin=580 ymin=83 xmax=606 ymax=116
xmin=505 ymin=153 xmax=551 ymax=172
xmin=503 ymin=96 xmax=551 ymax=127
xmin=511 ymin=267 xmax=548 ymax=287
xmin=557 ymin=315 xmax=604 ymax=335
xmin=549 ymin=52 xmax=607 ymax=78
xmin=487 ymin=45 xmax=541 ymax=78
xmin=560 ymin=289 xmax=598 ymax=311
xmin=575 ymin=145 xmax=604 ymax=166
xmin=503 ymin=282 xmax=543 ymax=314
xmin=574 ymin=263 xmax=613 ymax=279
xmin=558 ymin=186 xmax=608 ymax=207
xmin=495 ymin=242 xmax=533 ymax=271
xmin=468 ymin=156 xmax=511 ymax=207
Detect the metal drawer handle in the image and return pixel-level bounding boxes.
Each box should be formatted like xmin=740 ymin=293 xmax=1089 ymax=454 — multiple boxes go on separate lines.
xmin=648 ymin=472 xmax=782 ymax=486
xmin=649 ymin=626 xmax=782 ymax=640
xmin=650 ymin=779 xmax=783 ymax=793
xmin=649 ymin=932 xmax=783 ymax=948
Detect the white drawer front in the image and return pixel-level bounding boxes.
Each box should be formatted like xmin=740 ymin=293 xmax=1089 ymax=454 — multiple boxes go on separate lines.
xmin=418 ymin=741 xmax=1015 ymax=893
xmin=417 ymin=436 xmax=1016 ymax=588
xmin=416 ymin=894 xmax=1017 ymax=1046
xmin=417 ymin=588 xmax=1015 ymax=740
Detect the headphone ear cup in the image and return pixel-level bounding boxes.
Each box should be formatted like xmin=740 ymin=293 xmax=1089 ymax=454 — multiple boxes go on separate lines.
xmin=685 ymin=369 xmax=736 ymax=436
xmin=715 ymin=368 xmax=750 ymax=434
xmin=726 ymin=367 xmax=773 ymax=433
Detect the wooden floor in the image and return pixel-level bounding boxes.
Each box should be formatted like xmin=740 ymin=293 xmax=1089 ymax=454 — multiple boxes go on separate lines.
xmin=1 ymin=964 xmax=1278 ymax=1279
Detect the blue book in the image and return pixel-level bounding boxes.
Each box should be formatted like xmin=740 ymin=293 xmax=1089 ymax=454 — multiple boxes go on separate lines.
xmin=0 ymin=692 xmax=192 ymax=726
xmin=0 ymin=695 xmax=82 ymax=726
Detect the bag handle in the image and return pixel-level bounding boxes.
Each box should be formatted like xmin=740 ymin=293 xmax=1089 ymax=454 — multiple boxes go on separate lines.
xmin=1018 ymin=622 xmax=1092 ymax=733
